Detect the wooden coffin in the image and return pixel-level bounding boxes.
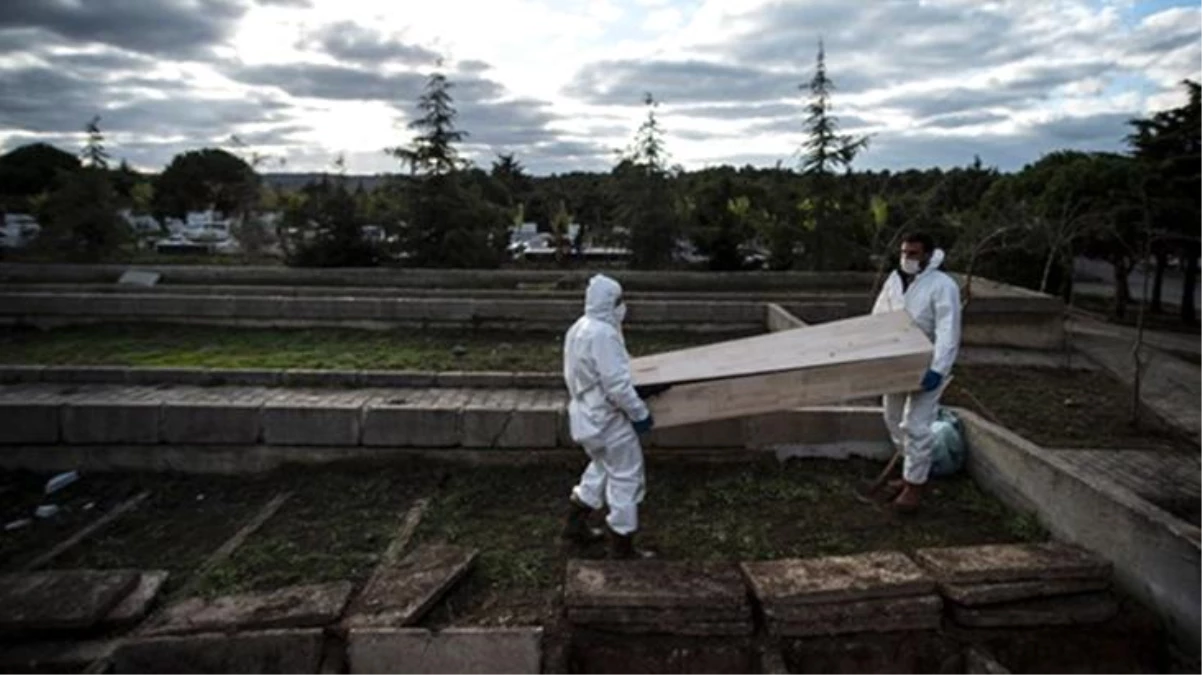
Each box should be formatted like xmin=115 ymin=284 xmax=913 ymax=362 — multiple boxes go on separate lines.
xmin=631 ymin=310 xmax=932 ymax=428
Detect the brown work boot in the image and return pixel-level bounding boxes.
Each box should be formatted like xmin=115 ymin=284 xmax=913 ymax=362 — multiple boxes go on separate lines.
xmin=608 ymin=529 xmax=656 ymax=560
xmin=855 ymin=478 xmax=905 ymax=504
xmin=890 ymin=481 xmax=925 ymax=513
xmin=561 ymin=497 xmax=604 ymax=544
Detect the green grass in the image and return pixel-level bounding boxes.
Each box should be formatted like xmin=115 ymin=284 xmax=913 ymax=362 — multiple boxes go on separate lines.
xmin=413 ymin=458 xmax=1047 ymax=627
xmin=0 ymin=324 xmax=726 ymax=371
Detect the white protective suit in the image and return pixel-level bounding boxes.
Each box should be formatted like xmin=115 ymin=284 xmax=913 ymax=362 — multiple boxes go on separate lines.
xmin=563 ymin=274 xmax=650 ymax=536
xmin=871 ymin=248 xmax=962 ymax=485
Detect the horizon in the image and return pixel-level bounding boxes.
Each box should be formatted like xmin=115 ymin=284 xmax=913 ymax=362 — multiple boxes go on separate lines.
xmin=1 ymin=0 xmax=1198 ymax=176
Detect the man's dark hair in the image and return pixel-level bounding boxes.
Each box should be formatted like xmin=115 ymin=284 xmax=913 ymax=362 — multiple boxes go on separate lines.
xmin=901 ymin=231 xmax=935 ymax=254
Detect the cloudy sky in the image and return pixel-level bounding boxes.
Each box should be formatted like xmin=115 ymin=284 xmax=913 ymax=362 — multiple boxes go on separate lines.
xmin=0 ymin=0 xmax=1198 ymax=175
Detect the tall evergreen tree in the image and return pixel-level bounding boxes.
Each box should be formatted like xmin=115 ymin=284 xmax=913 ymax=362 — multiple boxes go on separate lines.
xmin=615 ymin=93 xmax=680 ymax=268
xmin=799 ymin=40 xmax=868 ymax=269
xmin=388 ymin=70 xmax=506 ymax=267
xmin=82 ymin=116 xmax=110 ymax=170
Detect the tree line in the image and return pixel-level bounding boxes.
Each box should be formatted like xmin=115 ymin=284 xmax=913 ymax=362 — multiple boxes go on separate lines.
xmin=0 ymin=46 xmax=1197 ymax=323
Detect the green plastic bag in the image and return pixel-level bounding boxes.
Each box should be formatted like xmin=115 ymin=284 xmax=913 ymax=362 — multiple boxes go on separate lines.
xmin=929 ymin=407 xmax=966 ymax=477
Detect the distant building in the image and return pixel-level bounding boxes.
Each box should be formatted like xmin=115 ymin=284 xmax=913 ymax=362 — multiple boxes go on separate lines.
xmin=0 ymin=213 xmax=40 ymax=249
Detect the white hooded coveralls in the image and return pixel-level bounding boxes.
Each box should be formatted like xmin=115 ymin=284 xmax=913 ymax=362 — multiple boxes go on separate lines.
xmin=563 ymin=274 xmax=650 ymax=536
xmin=871 ymin=248 xmax=962 ymax=485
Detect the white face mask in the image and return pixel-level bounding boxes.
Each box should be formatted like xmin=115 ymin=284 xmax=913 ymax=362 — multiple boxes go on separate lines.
xmin=614 ymin=302 xmax=628 ymax=323
xmin=900 ymin=256 xmax=922 ymax=276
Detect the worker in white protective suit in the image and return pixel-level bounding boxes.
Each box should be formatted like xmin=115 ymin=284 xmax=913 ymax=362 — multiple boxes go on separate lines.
xmin=561 ymin=274 xmax=656 ymax=559
xmin=868 ymin=231 xmax=962 ymax=512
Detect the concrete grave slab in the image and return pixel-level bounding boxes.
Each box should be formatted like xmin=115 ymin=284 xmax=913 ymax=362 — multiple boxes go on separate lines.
xmin=0 ymin=638 xmax=118 ymax=673
xmin=914 ymin=543 xmax=1111 ymax=584
xmin=762 ymin=593 xmax=943 ymax=623
xmin=742 ymin=551 xmax=934 ymax=605
xmin=0 ymin=569 xmax=140 ymax=632
xmin=103 ymin=570 xmax=170 ymax=628
xmin=578 ymin=620 xmax=755 ymax=636
xmin=348 ymin=627 xmax=542 ymax=674
xmin=118 ymin=269 xmax=161 ymax=287
xmin=949 ymin=592 xmax=1119 ymax=628
xmin=262 ymin=391 xmax=369 ymax=446
xmin=344 ymin=544 xmax=477 ymax=628
xmin=566 ymin=605 xmax=750 ymax=625
xmin=564 ymin=560 xmax=748 ymax=610
xmin=766 ymin=597 xmax=944 ymax=637
xmin=144 ymin=581 xmax=353 ymax=635
xmin=941 ymin=577 xmax=1110 ymax=606
xmin=113 ymin=628 xmax=324 ymax=674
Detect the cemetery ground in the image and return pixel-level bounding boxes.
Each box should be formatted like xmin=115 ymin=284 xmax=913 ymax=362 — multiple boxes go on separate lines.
xmin=1 ymin=322 xmax=1195 ymax=455
xmin=1 ymin=459 xmax=1044 ymax=630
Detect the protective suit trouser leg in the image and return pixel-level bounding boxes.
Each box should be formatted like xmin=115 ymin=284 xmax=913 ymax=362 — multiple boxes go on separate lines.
xmin=881 ymin=393 xmax=906 ymax=451
xmin=570 ymin=419 xmax=645 ymax=536
xmin=900 ymin=389 xmax=940 ymax=485
xmin=571 ymin=449 xmax=608 ymax=511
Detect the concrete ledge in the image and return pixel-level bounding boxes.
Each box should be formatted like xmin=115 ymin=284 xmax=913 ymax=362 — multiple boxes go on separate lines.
xmin=0 ymin=401 xmax=60 ymax=444
xmin=348 ymin=627 xmax=542 ymax=674
xmin=0 ymin=365 xmax=562 ymax=389
xmin=61 ymin=400 xmax=161 ymax=445
xmin=262 ymin=397 xmax=364 ymax=446
xmin=362 ymin=393 xmax=463 ymax=448
xmin=112 ymin=628 xmax=324 ymax=674
xmin=961 ymin=409 xmax=1200 ymax=655
xmin=162 ymin=401 xmax=262 ymax=445
xmin=765 ymin=303 xmax=807 ymax=332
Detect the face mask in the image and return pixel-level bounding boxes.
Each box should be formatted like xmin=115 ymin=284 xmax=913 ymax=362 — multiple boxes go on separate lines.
xmin=900 ymin=257 xmax=922 ymax=276
xmin=614 ymin=302 xmax=628 ymax=323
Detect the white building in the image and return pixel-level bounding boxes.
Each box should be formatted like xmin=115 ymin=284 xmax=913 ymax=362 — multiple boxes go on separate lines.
xmin=0 ymin=213 xmax=40 ymax=249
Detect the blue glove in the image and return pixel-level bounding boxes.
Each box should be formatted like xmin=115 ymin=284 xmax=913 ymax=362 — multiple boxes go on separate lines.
xmin=921 ymin=370 xmax=943 ymax=392
xmin=631 ymin=414 xmax=655 ymax=434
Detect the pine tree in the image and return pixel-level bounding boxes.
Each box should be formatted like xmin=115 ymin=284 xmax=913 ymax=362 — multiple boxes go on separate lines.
xmin=616 ymin=93 xmax=680 ymax=268
xmin=387 ymin=70 xmax=506 ymax=267
xmin=82 ymin=116 xmax=110 ymax=170
xmin=799 ymin=41 xmax=868 ymax=269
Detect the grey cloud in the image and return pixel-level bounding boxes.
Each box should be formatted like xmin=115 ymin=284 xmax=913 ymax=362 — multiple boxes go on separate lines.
xmin=0 ymin=0 xmax=246 ymax=58
xmin=304 ymin=21 xmax=441 ymax=65
xmin=745 ymin=113 xmax=873 ymax=135
xmin=917 ymin=110 xmax=1009 ymax=129
xmin=457 ymin=59 xmax=491 ymax=74
xmin=456 ymin=98 xmax=559 ymax=147
xmin=227 ymin=63 xmax=504 ymax=103
xmin=565 ymin=59 xmax=798 ymax=105
xmin=0 ymin=64 xmax=287 ymax=136
xmin=672 ymin=102 xmax=801 ymax=120
xmin=857 ymin=112 xmax=1130 ymax=171
xmin=257 ymin=0 xmax=312 ymax=6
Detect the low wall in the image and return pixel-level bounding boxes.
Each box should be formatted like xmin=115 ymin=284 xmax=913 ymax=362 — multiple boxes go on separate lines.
xmin=0 ymin=263 xmax=876 ymax=292
xmin=961 ymin=409 xmax=1201 ymax=655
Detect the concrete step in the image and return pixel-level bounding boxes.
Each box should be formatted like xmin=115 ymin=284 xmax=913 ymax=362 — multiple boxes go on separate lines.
xmin=0 ymin=382 xmax=893 ymax=452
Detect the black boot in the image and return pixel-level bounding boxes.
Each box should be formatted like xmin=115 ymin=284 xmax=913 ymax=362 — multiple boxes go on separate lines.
xmin=608 ymin=529 xmax=656 ymax=560
xmin=561 ymin=497 xmax=604 ymax=544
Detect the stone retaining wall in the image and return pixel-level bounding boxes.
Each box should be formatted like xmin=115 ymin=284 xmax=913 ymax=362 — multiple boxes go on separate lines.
xmin=0 ymin=383 xmax=891 ymax=456
xmin=961 ymin=409 xmax=1201 ymax=655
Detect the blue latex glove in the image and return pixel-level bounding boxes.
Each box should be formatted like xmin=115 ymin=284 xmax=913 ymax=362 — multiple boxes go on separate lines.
xmin=631 ymin=414 xmax=655 ymax=434
xmin=921 ymin=370 xmax=943 ymax=392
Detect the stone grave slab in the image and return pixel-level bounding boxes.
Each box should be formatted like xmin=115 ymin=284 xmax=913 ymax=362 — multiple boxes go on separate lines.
xmin=344 ymin=544 xmax=477 ymax=628
xmin=113 ymin=628 xmax=324 ymax=674
xmin=118 ymin=269 xmax=161 ymax=287
xmin=949 ymin=592 xmax=1119 ymax=628
xmin=564 ymin=560 xmax=748 ymax=610
xmin=942 ymin=577 xmax=1110 ymax=606
xmin=579 ymin=620 xmax=755 ymax=636
xmin=348 ymin=627 xmax=542 ymax=674
xmin=566 ymin=605 xmax=749 ymax=625
xmin=144 ymin=581 xmax=353 ymax=635
xmin=762 ymin=593 xmax=942 ymax=623
xmin=741 ymin=551 xmax=934 ymax=606
xmin=913 ymin=543 xmax=1110 ymax=584
xmin=103 ymin=570 xmax=170 ymax=628
xmin=0 ymin=569 xmax=140 ymax=632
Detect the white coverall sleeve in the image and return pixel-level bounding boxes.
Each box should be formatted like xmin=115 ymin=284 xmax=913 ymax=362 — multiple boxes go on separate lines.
xmin=871 ymin=275 xmax=895 ymax=315
xmin=929 ymin=280 xmax=962 ymax=375
xmin=593 ymin=331 xmax=650 ymax=423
